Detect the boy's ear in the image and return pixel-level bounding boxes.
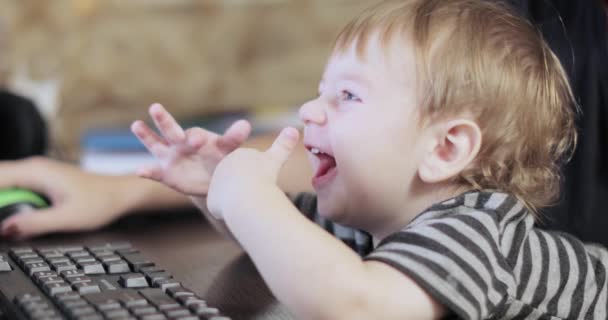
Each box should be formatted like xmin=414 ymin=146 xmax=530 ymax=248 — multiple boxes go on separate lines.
xmin=418 ymin=119 xmax=481 ymax=183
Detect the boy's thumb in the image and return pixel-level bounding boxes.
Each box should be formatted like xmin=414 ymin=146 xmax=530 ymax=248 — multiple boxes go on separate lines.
xmin=266 ymin=127 xmax=300 ymax=168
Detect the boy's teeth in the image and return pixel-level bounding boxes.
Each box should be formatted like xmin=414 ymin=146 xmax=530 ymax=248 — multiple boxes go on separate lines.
xmin=311 ymin=148 xmax=321 ymax=155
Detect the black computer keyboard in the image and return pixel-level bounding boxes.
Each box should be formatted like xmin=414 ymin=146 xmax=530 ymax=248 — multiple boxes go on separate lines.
xmin=0 ymin=243 xmax=230 ymax=320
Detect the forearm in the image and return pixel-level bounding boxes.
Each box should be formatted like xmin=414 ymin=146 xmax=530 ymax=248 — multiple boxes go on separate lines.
xmin=112 ymin=175 xmax=238 ymax=241
xmin=115 ymin=175 xmax=192 ymax=214
xmin=222 ymin=186 xmax=370 ymax=319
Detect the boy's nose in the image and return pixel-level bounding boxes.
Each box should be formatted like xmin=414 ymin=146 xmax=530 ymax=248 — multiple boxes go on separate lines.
xmin=298 ymin=99 xmax=327 ymax=125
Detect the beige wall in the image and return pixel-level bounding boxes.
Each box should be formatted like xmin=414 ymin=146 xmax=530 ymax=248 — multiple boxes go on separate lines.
xmin=0 ymin=0 xmax=370 ymax=159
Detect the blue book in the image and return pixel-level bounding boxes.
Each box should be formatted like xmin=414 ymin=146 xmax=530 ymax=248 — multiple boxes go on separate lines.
xmin=81 ymin=111 xmax=251 ymax=152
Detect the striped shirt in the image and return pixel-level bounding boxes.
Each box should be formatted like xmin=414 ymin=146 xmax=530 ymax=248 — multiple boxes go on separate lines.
xmin=292 ymin=191 xmax=608 ymax=319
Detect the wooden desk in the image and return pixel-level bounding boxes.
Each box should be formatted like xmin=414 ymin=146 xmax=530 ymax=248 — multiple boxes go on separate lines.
xmin=3 ymin=209 xmax=295 ymax=320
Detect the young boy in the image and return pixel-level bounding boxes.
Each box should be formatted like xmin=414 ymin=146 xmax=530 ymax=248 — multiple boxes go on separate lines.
xmin=131 ymin=0 xmax=607 ymax=319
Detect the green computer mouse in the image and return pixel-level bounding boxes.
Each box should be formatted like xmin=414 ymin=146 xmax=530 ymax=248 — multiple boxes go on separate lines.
xmin=0 ymin=188 xmax=49 ymax=223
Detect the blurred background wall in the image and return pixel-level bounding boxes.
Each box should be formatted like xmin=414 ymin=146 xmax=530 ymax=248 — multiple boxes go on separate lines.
xmin=0 ymin=0 xmax=369 ymax=160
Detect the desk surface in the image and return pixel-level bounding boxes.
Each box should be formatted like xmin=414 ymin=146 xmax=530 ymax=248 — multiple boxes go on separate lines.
xmin=3 ymin=210 xmax=294 ymax=320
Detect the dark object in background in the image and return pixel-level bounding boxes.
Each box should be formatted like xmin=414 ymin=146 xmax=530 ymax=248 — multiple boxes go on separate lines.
xmin=0 ymin=90 xmax=47 ymax=160
xmin=510 ymin=0 xmax=608 ymax=246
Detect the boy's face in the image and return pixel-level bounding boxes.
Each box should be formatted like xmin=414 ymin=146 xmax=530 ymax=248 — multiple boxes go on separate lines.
xmin=299 ymin=34 xmax=428 ymax=233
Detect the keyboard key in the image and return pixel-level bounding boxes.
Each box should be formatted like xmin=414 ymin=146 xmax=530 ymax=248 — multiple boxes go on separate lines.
xmin=21 ymin=257 xmax=45 ymax=265
xmin=55 ymin=291 xmax=82 ymax=302
xmin=25 ymin=261 xmax=51 ymax=275
xmin=73 ymin=281 xmax=102 ymax=294
xmin=76 ymin=315 xmax=104 ymax=320
xmin=47 ymin=257 xmax=70 ymax=264
xmin=44 ymin=282 xmax=72 ymax=295
xmin=189 ymin=305 xmax=220 ymax=317
xmin=52 ymin=261 xmax=78 ymax=273
xmin=10 ymin=247 xmax=34 ymax=255
xmin=153 ymin=279 xmax=181 ymax=292
xmin=39 ymin=276 xmax=65 ymax=286
xmin=139 ymin=288 xmax=180 ymax=310
xmin=79 ymin=261 xmax=106 ymax=275
xmin=105 ymin=260 xmax=131 ymax=274
xmin=99 ymin=254 xmax=122 ymax=263
xmin=164 ymin=307 xmax=191 ymax=317
xmin=116 ymin=247 xmax=139 ymax=255
xmin=67 ymin=251 xmax=91 ymax=259
xmin=176 ymin=295 xmax=206 ymax=307
xmin=57 ymin=246 xmax=85 ymax=254
xmin=118 ymin=291 xmax=149 ymax=308
xmin=40 ymin=251 xmax=64 ymax=260
xmin=96 ymin=300 xmax=122 ymax=311
xmin=140 ymin=314 xmax=167 ymax=320
xmin=0 ymin=260 xmax=11 ymax=272
xmin=139 ymin=266 xmax=166 ymax=274
xmin=120 ymin=253 xmax=155 ymax=272
xmin=145 ymin=271 xmax=172 ymax=283
xmin=74 ymin=256 xmax=97 ymax=264
xmin=67 ymin=306 xmax=97 ymax=317
xmin=88 ymin=242 xmax=132 ymax=252
xmin=20 ymin=301 xmax=51 ymax=314
xmin=57 ymin=298 xmax=89 ymax=311
xmin=33 ymin=270 xmax=58 ymax=280
xmin=119 ymin=273 xmax=149 ymax=288
xmin=166 ymin=286 xmax=195 ymax=298
xmin=102 ymin=308 xmax=130 ymax=318
xmin=131 ymin=306 xmax=158 ymax=316
xmin=61 ymin=269 xmax=86 ymax=278
xmin=14 ymin=293 xmax=43 ymax=304
xmin=91 ymin=250 xmax=114 ymax=257
xmin=26 ymin=307 xmax=58 ymax=318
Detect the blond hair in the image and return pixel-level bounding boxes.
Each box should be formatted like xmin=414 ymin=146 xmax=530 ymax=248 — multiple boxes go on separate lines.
xmin=334 ymin=0 xmax=578 ymax=213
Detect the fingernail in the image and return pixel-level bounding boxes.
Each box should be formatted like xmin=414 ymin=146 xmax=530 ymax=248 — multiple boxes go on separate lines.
xmin=1 ymin=224 xmax=19 ymax=239
xmin=283 ymin=128 xmax=299 ymax=140
xmin=149 ymin=103 xmax=162 ymax=114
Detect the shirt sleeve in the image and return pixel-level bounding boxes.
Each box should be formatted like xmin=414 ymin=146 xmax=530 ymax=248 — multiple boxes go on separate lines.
xmin=365 ymin=208 xmax=514 ymax=319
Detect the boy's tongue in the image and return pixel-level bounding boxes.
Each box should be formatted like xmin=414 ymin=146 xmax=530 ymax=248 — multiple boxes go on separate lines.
xmin=315 ymin=153 xmax=337 ymax=178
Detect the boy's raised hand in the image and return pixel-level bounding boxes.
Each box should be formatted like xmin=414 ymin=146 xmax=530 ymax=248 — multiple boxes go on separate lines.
xmin=206 ymin=127 xmax=299 ymax=219
xmin=131 ymin=103 xmax=251 ymax=196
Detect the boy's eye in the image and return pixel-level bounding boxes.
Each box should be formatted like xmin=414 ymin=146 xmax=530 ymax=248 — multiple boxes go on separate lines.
xmin=341 ymin=90 xmax=360 ymax=102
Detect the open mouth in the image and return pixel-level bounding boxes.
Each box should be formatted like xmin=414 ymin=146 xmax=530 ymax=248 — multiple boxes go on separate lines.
xmin=309 ymin=147 xmax=337 ymax=187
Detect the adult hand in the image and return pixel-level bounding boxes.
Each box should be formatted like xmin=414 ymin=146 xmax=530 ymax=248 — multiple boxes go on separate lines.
xmin=0 ymin=157 xmax=137 ymax=239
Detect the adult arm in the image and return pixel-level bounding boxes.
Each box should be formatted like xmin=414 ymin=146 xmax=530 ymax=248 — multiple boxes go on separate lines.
xmin=0 ymin=157 xmax=190 ymax=239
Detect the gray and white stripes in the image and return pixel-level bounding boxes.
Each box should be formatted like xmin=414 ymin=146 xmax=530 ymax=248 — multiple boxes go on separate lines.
xmin=366 ymin=191 xmax=608 ymax=319
xmin=292 ymin=191 xmax=608 ymax=319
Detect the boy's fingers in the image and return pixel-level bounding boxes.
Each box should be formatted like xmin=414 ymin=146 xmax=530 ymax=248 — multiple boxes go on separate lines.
xmin=266 ymin=127 xmax=299 ymax=169
xmin=149 ymin=103 xmax=186 ymax=145
xmin=218 ymin=120 xmax=252 ymax=152
xmin=135 ymin=165 xmax=163 ymax=181
xmin=131 ymin=120 xmax=168 ymax=158
xmin=185 ymin=127 xmax=210 ymax=150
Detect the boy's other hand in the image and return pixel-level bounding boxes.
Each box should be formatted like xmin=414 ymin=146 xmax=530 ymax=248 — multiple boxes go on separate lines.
xmin=131 ymin=103 xmax=251 ymax=196
xmin=207 ymin=127 xmax=299 ymax=220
